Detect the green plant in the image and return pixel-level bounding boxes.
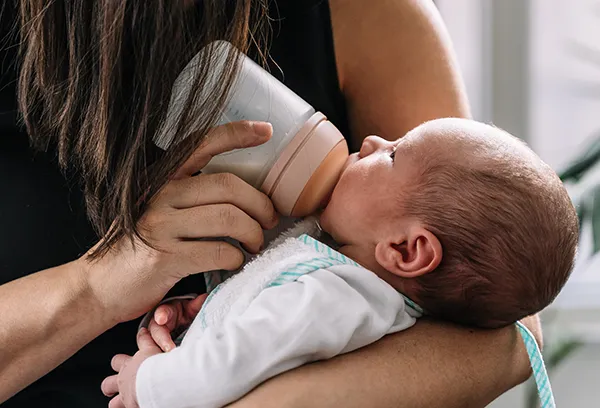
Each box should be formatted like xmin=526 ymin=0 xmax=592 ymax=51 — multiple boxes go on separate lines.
xmin=560 ymin=133 xmax=600 ymax=256
xmin=523 ymin=134 xmax=600 ymax=408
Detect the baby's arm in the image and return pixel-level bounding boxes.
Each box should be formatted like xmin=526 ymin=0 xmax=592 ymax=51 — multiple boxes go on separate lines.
xmin=135 ymin=266 xmax=414 ymax=408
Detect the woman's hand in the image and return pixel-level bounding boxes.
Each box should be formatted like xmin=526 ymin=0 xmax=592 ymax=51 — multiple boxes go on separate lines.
xmin=80 ymin=121 xmax=278 ymax=326
xmin=148 ymin=295 xmax=208 ymax=352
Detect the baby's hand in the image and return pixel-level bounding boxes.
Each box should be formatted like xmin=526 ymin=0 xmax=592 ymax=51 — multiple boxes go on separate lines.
xmin=101 ymin=328 xmax=162 ymax=408
xmin=149 ymin=294 xmax=208 ymax=352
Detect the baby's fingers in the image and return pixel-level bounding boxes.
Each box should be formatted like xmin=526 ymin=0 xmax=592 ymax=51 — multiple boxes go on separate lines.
xmin=148 ymin=318 xmax=177 ymax=352
xmin=154 ymin=303 xmax=177 ymax=326
xmin=108 ymin=395 xmax=126 ymax=408
xmin=183 ymin=294 xmax=208 ymax=323
xmin=110 ymin=354 xmax=131 ymax=373
xmin=101 ymin=375 xmax=119 ymax=397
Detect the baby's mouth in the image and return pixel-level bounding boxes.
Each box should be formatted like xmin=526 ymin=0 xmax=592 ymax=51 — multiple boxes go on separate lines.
xmin=341 ymin=153 xmax=359 ymax=173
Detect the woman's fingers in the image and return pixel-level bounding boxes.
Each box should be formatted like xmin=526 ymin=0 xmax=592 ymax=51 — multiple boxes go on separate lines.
xmin=172 ymin=204 xmax=264 ymax=254
xmin=174 ymin=121 xmax=272 ymax=179
xmin=164 ymin=173 xmax=278 ymax=230
xmin=111 ymin=354 xmax=131 ymax=372
xmin=101 ymin=375 xmax=119 ymax=397
xmin=179 ymin=240 xmax=245 ymax=273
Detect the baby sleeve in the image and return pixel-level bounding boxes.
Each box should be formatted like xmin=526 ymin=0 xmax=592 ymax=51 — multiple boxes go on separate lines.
xmin=136 ymin=266 xmax=414 ymax=408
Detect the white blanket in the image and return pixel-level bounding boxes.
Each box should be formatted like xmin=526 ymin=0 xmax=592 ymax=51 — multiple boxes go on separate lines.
xmin=136 ymin=219 xmax=419 ymax=408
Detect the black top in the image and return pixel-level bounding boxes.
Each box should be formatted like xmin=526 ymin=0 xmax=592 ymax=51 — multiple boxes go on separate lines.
xmin=0 ymin=1 xmax=348 ymax=406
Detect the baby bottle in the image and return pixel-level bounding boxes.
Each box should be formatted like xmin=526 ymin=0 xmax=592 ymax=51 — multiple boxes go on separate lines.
xmin=156 ymin=41 xmax=349 ymax=217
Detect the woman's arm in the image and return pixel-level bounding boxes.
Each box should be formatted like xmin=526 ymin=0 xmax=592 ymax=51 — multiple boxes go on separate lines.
xmin=0 ymin=122 xmax=277 ymax=403
xmin=230 ymin=316 xmax=541 ymax=408
xmin=0 ymin=262 xmax=113 ymax=403
xmin=331 ymin=0 xmax=471 ymax=149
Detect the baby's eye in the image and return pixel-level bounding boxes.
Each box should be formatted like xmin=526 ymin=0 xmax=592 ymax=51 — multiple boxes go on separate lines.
xmin=390 ymin=149 xmax=396 ymax=161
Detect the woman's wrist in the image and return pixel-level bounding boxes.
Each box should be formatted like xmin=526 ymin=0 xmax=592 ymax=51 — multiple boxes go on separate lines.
xmin=71 ymin=257 xmax=121 ymax=330
xmin=0 ymin=260 xmax=119 ymax=402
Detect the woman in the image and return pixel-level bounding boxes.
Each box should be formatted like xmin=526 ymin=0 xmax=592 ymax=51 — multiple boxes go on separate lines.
xmin=0 ymin=0 xmax=540 ymax=407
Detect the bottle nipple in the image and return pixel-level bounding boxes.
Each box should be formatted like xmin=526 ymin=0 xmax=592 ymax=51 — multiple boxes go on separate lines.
xmin=262 ymin=112 xmax=349 ymax=217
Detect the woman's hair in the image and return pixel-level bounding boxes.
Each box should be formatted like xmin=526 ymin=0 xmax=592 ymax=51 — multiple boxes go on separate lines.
xmin=18 ymin=0 xmax=270 ymax=256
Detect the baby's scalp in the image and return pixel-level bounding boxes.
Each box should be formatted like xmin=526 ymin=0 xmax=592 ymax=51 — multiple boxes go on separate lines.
xmin=398 ymin=118 xmax=578 ymax=328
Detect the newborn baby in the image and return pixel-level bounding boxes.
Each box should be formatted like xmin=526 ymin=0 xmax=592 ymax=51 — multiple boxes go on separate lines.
xmin=321 ymin=117 xmax=578 ymax=329
xmin=111 ymin=118 xmax=578 ymax=408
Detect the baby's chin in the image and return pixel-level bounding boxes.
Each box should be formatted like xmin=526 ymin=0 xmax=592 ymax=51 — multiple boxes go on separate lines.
xmin=317 ymin=205 xmax=334 ymax=235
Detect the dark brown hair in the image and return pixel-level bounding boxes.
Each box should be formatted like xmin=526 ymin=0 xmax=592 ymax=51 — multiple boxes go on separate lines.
xmin=18 ymin=0 xmax=270 ymax=255
xmin=403 ymin=130 xmax=579 ymax=329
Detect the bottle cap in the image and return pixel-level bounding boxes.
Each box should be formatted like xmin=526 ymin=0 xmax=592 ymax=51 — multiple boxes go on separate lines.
xmin=261 ymin=112 xmax=349 ymax=217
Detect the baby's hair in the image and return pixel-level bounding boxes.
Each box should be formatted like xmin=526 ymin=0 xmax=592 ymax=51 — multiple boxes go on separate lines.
xmin=402 ymin=130 xmax=579 ymax=329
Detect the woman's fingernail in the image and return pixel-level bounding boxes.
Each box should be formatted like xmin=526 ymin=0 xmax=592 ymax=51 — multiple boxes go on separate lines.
xmin=251 ymin=122 xmax=273 ymax=138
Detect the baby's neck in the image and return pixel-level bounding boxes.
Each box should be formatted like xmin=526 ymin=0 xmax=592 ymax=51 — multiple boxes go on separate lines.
xmin=314 ymin=218 xmax=411 ymax=295
xmin=336 ymin=242 xmax=409 ymax=295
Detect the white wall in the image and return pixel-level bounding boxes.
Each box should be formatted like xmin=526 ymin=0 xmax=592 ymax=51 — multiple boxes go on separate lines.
xmin=437 ymin=1 xmax=600 ymax=406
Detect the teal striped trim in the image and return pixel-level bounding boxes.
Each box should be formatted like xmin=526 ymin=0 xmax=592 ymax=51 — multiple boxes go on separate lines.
xmin=402 ymin=296 xmax=424 ymax=315
xmin=516 ymin=321 xmax=556 ymax=408
xmin=299 ymin=234 xmax=425 ymax=317
xmin=204 ymin=271 xmax=220 ymax=294
xmin=266 ymin=234 xmax=362 ymax=287
xmin=298 ymin=234 xmax=360 ymax=267
xmin=200 ymin=234 xmax=428 ymax=330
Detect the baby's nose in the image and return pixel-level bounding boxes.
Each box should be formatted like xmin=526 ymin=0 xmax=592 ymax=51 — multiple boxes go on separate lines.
xmin=359 ymin=135 xmax=387 ymax=157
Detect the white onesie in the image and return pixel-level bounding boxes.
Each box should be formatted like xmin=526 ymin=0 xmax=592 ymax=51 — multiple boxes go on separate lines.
xmin=135 ymin=219 xmax=421 ymax=408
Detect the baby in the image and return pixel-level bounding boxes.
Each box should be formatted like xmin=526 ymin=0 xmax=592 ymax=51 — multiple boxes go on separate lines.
xmin=109 ymin=118 xmax=578 ymax=408
xmin=321 ymin=117 xmax=578 ymax=329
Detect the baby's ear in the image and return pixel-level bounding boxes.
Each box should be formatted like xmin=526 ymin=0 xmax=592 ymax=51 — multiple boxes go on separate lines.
xmin=374 ymin=226 xmax=442 ymax=278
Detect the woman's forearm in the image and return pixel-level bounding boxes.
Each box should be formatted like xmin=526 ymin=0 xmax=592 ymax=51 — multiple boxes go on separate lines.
xmin=0 ymin=261 xmax=114 ymax=402
xmin=230 ymin=317 xmax=538 ymax=408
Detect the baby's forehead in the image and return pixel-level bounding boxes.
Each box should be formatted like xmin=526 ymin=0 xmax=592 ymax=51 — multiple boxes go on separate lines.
xmin=405 ymin=118 xmax=552 ymax=183
xmin=411 ymin=118 xmax=531 ymax=159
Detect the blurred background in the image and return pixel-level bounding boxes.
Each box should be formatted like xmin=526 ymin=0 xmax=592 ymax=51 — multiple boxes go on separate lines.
xmin=435 ymin=0 xmax=600 ymax=407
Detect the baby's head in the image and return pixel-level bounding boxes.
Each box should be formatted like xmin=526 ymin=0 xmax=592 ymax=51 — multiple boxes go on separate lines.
xmin=321 ymin=118 xmax=579 ymax=329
